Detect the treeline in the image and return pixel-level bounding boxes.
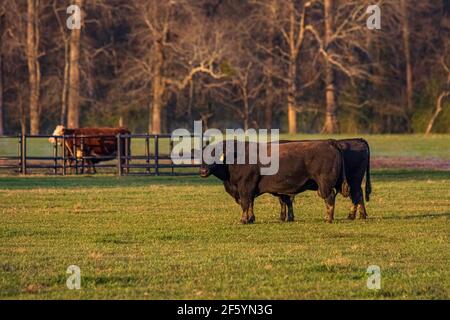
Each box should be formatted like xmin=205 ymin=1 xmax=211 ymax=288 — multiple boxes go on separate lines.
xmin=0 ymin=0 xmax=449 ymax=135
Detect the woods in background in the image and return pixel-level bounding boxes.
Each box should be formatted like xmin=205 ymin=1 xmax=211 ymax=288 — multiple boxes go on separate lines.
xmin=0 ymin=0 xmax=449 ymax=135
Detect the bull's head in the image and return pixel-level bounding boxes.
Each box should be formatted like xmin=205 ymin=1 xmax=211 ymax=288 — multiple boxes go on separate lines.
xmin=200 ymin=142 xmax=231 ymax=181
xmin=199 ymin=152 xmax=224 ymax=178
xmin=48 ymin=125 xmax=65 ymax=145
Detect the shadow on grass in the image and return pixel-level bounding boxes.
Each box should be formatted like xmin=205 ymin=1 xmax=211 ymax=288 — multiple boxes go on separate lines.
xmin=0 ymin=169 xmax=448 ymax=190
xmin=372 ymin=212 xmax=450 ymax=220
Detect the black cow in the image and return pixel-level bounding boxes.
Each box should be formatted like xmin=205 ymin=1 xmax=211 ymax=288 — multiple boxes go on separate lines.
xmin=200 ymin=140 xmax=349 ymax=224
xmin=277 ymin=138 xmax=371 ymax=221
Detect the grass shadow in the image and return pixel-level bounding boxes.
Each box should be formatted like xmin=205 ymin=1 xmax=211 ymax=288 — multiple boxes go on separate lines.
xmin=0 ymin=169 xmax=449 ymax=190
xmin=373 ymin=212 xmax=450 ymax=220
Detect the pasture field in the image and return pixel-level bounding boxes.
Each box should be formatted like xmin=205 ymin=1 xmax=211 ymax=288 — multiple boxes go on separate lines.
xmin=0 ymin=170 xmax=449 ymax=300
xmin=1 ymin=134 xmax=450 ymax=159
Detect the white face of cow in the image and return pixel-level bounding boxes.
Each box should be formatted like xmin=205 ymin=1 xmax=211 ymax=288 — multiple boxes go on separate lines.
xmin=48 ymin=125 xmax=65 ymax=145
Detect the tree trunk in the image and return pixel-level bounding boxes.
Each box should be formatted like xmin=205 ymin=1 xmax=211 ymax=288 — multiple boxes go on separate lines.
xmin=150 ymin=81 xmax=163 ymax=134
xmin=287 ymin=61 xmax=297 ymax=134
xmin=60 ymin=38 xmax=70 ymax=126
xmin=26 ymin=0 xmax=41 ymax=134
xmin=150 ymin=40 xmax=164 ymax=134
xmin=426 ymin=91 xmax=449 ymax=135
xmin=67 ymin=0 xmax=83 ymax=128
xmin=264 ymin=0 xmax=276 ymax=129
xmin=401 ymin=0 xmax=413 ymax=131
xmin=187 ymin=80 xmax=194 ymax=125
xmin=243 ymin=90 xmax=249 ymax=131
xmin=322 ymin=0 xmax=339 ymax=134
xmin=18 ymin=89 xmax=27 ymax=135
xmin=265 ymin=88 xmax=273 ymax=129
xmin=0 ymin=13 xmax=4 ymax=135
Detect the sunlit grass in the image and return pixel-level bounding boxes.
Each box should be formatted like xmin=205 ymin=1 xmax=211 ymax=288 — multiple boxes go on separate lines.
xmin=0 ymin=170 xmax=449 ymax=299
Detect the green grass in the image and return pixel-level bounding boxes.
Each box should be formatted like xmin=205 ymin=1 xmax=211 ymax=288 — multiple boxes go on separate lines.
xmin=1 ymin=134 xmax=450 ymax=159
xmin=281 ymin=134 xmax=450 ymax=159
xmin=0 ymin=170 xmax=449 ymax=299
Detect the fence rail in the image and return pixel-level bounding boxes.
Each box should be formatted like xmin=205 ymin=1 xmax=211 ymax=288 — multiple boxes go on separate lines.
xmin=0 ymin=134 xmax=207 ymax=176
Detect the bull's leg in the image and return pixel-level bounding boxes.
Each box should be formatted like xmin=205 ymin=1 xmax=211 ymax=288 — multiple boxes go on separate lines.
xmin=323 ymin=190 xmax=337 ymax=223
xmin=357 ymin=197 xmax=368 ymax=219
xmin=278 ymin=197 xmax=287 ymax=221
xmin=247 ymin=200 xmax=255 ymax=224
xmin=348 ymin=204 xmax=357 ymax=220
xmin=348 ymin=186 xmax=367 ymax=220
xmin=239 ymin=193 xmax=255 ymax=225
xmin=280 ymin=195 xmax=294 ymax=222
xmin=239 ymin=198 xmax=249 ymax=224
xmin=287 ymin=202 xmax=294 ymax=222
xmin=347 ymin=185 xmax=360 ymax=220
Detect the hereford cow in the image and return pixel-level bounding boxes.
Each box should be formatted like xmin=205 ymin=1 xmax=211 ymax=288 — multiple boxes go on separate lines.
xmin=277 ymin=138 xmax=371 ymax=221
xmin=48 ymin=125 xmax=131 ymax=173
xmin=200 ymin=140 xmax=349 ymax=224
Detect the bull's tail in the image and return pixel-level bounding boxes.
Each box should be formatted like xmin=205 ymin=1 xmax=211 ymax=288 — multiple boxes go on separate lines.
xmin=330 ymin=140 xmax=350 ymax=198
xmin=362 ymin=139 xmax=371 ymax=202
xmin=340 ymin=149 xmax=350 ymax=198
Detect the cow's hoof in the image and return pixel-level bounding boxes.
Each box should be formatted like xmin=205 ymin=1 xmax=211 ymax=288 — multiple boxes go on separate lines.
xmin=280 ymin=214 xmax=287 ymax=222
xmin=325 ymin=218 xmax=333 ymax=224
xmin=240 ymin=218 xmax=248 ymax=224
xmin=248 ymin=215 xmax=255 ymax=224
xmin=359 ymin=214 xmax=368 ymax=220
xmin=347 ymin=213 xmax=356 ymax=220
xmin=286 ymin=216 xmax=295 ymax=222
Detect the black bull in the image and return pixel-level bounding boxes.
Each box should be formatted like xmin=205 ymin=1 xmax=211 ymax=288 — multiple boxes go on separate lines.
xmin=200 ymin=140 xmax=351 ymax=224
xmin=277 ymin=138 xmax=371 ymax=221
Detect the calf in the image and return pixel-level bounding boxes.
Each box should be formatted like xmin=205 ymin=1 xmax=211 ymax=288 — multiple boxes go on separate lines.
xmin=200 ymin=140 xmax=349 ymax=224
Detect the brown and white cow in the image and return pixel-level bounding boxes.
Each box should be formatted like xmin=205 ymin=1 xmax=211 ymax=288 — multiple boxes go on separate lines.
xmin=49 ymin=125 xmax=131 ymax=173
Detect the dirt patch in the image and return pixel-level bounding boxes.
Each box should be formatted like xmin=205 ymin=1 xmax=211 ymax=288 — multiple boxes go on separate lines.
xmin=372 ymin=157 xmax=450 ymax=171
xmin=1 ymin=157 xmax=450 ymax=172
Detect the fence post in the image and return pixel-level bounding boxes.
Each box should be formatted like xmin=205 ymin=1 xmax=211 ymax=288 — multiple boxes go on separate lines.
xmin=125 ymin=134 xmax=129 ymax=174
xmin=21 ymin=134 xmax=27 ymax=175
xmin=53 ymin=137 xmax=58 ymax=175
xmin=154 ymin=135 xmax=159 ymax=176
xmin=80 ymin=137 xmax=85 ymax=174
xmin=73 ymin=135 xmax=78 ymax=175
xmin=17 ymin=135 xmax=22 ymax=174
xmin=117 ymin=133 xmax=123 ymax=176
xmin=145 ymin=135 xmax=150 ymax=174
xmin=62 ymin=136 xmax=66 ymax=176
xmin=170 ymin=139 xmax=174 ymax=174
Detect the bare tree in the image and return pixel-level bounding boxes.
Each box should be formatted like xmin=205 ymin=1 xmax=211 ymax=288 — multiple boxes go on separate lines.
xmin=126 ymin=1 xmax=226 ymax=133
xmin=281 ymin=0 xmax=311 ymax=134
xmin=0 ymin=9 xmax=4 ymax=135
xmin=67 ymin=0 xmax=84 ymax=128
xmin=52 ymin=0 xmax=70 ymax=126
xmin=426 ymin=44 xmax=450 ymax=134
xmin=26 ymin=0 xmax=41 ymax=134
xmin=213 ymin=62 xmax=265 ymax=130
xmin=252 ymin=0 xmax=314 ymax=133
xmin=322 ymin=0 xmax=339 ymax=133
xmin=400 ymin=0 xmax=413 ymax=131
